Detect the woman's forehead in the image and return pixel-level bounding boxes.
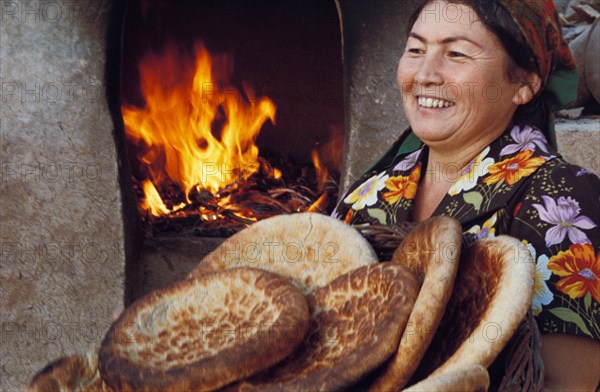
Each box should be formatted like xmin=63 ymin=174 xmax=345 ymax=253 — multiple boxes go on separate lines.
xmin=416 ymin=1 xmax=480 ymax=24
xmin=410 ymin=1 xmax=495 ymax=46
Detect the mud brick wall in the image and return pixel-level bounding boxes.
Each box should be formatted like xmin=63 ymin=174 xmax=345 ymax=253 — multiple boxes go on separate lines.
xmin=0 ymin=1 xmax=139 ymax=390
xmin=338 ymin=0 xmax=414 ymax=193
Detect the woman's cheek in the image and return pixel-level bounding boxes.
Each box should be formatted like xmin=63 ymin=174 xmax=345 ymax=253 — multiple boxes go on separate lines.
xmin=397 ymin=58 xmax=420 ymax=90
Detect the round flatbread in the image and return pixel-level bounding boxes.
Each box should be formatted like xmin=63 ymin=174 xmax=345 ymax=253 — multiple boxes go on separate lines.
xmin=413 ymin=236 xmax=534 ymax=380
xmin=189 ymin=213 xmax=378 ymax=294
xmin=233 ymin=263 xmax=420 ymax=391
xmin=99 ymin=268 xmax=310 ymax=392
xmin=371 ymin=216 xmax=462 ymax=391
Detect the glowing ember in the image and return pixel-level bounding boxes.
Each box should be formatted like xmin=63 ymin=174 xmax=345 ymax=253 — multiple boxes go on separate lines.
xmin=123 ymin=42 xmax=339 ymax=235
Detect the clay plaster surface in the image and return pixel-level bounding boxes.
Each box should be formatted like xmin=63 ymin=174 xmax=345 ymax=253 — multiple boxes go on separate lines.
xmin=0 ymin=1 xmax=125 ymax=389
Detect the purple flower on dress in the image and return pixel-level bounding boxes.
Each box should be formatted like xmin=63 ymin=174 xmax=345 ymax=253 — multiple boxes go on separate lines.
xmin=500 ymin=125 xmax=549 ymax=156
xmin=393 ymin=149 xmax=422 ymax=172
xmin=533 ymin=195 xmax=597 ymax=247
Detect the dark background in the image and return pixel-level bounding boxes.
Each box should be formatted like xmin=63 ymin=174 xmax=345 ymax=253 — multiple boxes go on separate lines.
xmin=121 ymin=0 xmax=344 ymax=164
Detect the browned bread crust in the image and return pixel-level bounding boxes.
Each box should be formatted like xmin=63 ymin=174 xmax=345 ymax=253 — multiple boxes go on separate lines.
xmin=26 ymin=352 xmax=99 ymax=392
xmin=413 ymin=236 xmax=534 ymax=382
xmin=99 ymin=268 xmax=310 ymax=391
xmin=371 ymin=216 xmax=463 ymax=391
xmin=188 ymin=213 xmax=378 ymax=294
xmin=233 ymin=263 xmax=420 ymax=391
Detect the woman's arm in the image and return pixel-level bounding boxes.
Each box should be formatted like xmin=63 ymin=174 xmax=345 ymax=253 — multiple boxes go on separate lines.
xmin=541 ymin=334 xmax=600 ymax=390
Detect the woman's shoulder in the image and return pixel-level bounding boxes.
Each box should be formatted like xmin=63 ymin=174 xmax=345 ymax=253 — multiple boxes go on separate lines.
xmin=516 ymin=155 xmax=600 ymax=226
xmin=528 ymin=155 xmax=600 ymax=192
xmin=494 ymin=123 xmax=599 ymax=188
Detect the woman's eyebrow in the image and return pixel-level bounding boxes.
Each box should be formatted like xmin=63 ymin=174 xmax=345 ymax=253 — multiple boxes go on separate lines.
xmin=408 ymin=32 xmax=483 ymax=49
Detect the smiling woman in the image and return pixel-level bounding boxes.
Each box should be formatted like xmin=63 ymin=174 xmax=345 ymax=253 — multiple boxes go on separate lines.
xmin=333 ymin=0 xmax=600 ymax=390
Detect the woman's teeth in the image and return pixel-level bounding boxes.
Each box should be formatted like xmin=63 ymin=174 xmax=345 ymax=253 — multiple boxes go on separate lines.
xmin=418 ymin=97 xmax=454 ymax=108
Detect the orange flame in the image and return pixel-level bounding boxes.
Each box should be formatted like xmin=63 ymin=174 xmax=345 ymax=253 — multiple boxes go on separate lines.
xmin=311 ymin=150 xmax=328 ymax=192
xmin=140 ymin=180 xmax=169 ymax=216
xmin=306 ymin=150 xmax=330 ymax=213
xmin=123 ymin=43 xmax=276 ymax=215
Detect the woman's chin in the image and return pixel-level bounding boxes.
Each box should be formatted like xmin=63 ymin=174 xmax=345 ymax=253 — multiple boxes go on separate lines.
xmin=407 ymin=110 xmax=456 ymax=138
xmin=411 ymin=125 xmax=456 ymax=145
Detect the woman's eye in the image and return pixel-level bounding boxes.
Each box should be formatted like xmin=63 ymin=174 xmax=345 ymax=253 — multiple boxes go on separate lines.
xmin=448 ymin=51 xmax=466 ymax=58
xmin=407 ymin=48 xmax=424 ymax=55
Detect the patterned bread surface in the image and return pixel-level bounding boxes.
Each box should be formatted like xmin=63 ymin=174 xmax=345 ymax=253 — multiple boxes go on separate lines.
xmin=188 ymin=212 xmax=378 ymax=294
xmin=233 ymin=263 xmax=420 ymax=391
xmin=412 ymin=236 xmax=534 ymax=382
xmin=99 ymin=267 xmax=310 ymax=392
xmin=371 ymin=216 xmax=463 ymax=391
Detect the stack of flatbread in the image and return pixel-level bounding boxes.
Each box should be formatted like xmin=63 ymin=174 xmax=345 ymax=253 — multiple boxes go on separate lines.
xmin=231 ymin=263 xmax=419 ymax=391
xmin=27 ymin=212 xmax=534 ymax=392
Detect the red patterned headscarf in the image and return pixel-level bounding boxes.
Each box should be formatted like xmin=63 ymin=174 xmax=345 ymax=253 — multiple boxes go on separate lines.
xmin=497 ymin=0 xmax=578 ymax=147
xmin=497 ymin=0 xmax=576 ymax=85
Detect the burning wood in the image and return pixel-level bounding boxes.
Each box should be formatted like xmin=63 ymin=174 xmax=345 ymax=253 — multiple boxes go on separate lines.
xmin=133 ymin=157 xmax=339 ymax=237
xmin=123 ymin=43 xmax=341 ymax=236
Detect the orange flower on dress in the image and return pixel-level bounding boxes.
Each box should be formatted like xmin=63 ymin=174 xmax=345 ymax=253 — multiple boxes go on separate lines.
xmin=483 ymin=149 xmax=545 ymax=186
xmin=548 ymin=243 xmax=600 ymax=303
xmin=382 ymin=164 xmax=421 ymax=204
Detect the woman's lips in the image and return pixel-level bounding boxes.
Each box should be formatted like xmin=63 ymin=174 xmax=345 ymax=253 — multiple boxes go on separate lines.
xmin=417 ymin=96 xmax=455 ymax=108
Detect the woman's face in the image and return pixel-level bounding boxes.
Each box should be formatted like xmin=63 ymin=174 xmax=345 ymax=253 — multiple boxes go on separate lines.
xmin=398 ymin=1 xmax=523 ymax=152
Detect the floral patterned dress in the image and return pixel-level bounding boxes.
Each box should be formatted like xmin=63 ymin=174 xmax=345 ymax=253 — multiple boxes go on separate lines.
xmin=333 ymin=124 xmax=600 ymax=339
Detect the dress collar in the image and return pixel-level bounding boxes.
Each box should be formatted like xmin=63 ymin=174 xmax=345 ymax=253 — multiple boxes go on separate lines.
xmin=388 ymin=124 xmax=560 ymax=226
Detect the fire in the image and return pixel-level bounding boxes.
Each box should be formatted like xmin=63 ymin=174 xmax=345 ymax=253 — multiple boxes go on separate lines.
xmin=123 ymin=43 xmax=276 ymax=215
xmin=306 ymin=150 xmax=332 ymax=213
xmin=124 ymin=42 xmax=341 ymax=234
xmin=140 ymin=180 xmax=169 ymax=216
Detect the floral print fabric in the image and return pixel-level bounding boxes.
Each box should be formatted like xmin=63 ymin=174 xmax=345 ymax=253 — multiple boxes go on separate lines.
xmin=334 ymin=124 xmax=600 ymax=339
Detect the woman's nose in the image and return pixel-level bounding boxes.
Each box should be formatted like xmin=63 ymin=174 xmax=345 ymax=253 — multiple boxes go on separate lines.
xmin=414 ymin=53 xmax=444 ymax=86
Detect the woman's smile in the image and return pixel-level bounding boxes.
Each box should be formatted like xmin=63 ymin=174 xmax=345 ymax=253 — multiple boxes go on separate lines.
xmin=416 ymin=96 xmax=455 ymax=109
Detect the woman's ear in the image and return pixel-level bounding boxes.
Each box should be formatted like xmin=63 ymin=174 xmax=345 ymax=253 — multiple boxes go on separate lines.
xmin=513 ymin=72 xmax=542 ymax=105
